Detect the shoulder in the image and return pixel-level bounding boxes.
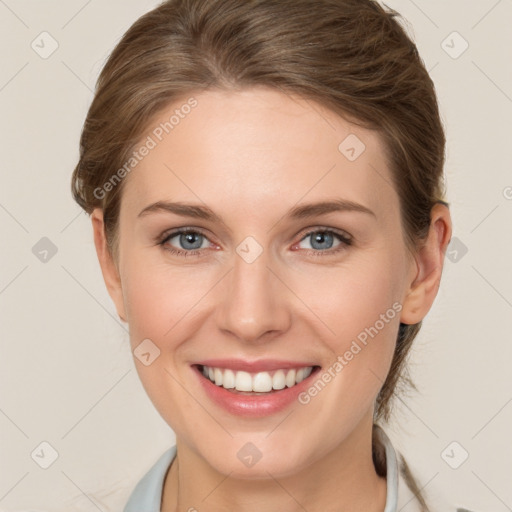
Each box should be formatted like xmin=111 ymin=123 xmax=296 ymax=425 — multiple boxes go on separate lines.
xmin=373 ymin=425 xmax=424 ymax=511
xmin=396 ymin=459 xmax=475 ymax=512
xmin=381 ymin=430 xmax=479 ymax=512
xmin=375 ymin=425 xmax=477 ymax=512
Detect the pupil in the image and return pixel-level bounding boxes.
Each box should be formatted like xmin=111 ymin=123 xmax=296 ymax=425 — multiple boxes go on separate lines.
xmin=181 ymin=233 xmax=202 ymax=249
xmin=312 ymin=232 xmax=332 ymax=250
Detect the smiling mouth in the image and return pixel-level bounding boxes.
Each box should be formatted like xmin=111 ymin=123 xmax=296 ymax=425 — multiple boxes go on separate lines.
xmin=195 ymin=364 xmax=321 ymax=394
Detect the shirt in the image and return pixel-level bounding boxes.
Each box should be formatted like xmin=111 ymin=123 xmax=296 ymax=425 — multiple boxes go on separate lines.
xmin=123 ymin=426 xmax=427 ymax=512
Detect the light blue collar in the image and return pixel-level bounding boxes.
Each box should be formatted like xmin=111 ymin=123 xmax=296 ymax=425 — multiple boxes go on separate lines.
xmin=124 ymin=426 xmax=399 ymax=511
xmin=123 ymin=445 xmax=176 ymax=512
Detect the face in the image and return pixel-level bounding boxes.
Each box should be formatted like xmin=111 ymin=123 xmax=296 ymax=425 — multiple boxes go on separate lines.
xmin=96 ymin=87 xmax=428 ymax=478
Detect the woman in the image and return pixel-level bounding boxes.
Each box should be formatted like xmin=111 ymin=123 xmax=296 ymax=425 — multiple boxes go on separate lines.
xmin=71 ymin=0 xmax=457 ymax=510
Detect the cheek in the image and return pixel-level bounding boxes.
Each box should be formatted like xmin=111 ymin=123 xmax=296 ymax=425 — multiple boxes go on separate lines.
xmin=121 ymin=256 xmax=206 ymax=342
xmin=333 ymin=298 xmax=400 ymax=387
xmin=119 ymin=257 xmax=205 ymax=425
xmin=290 ymin=255 xmax=403 ymax=398
xmin=334 ymin=278 xmax=400 ymax=355
xmin=293 ymin=274 xmax=401 ymax=434
xmin=293 ymin=254 xmax=402 ymax=338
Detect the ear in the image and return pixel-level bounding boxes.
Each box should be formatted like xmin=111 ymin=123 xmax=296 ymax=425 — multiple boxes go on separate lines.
xmin=400 ymin=203 xmax=452 ymax=325
xmin=91 ymin=208 xmax=127 ymax=322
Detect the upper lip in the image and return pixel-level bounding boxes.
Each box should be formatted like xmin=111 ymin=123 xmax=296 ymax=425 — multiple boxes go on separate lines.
xmin=194 ymin=359 xmax=318 ymax=373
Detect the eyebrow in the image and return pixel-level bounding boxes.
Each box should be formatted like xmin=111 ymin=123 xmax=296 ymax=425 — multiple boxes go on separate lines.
xmin=137 ymin=199 xmax=375 ymax=222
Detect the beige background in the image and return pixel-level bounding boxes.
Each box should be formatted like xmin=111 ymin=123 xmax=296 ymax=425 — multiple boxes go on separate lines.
xmin=0 ymin=0 xmax=511 ymax=510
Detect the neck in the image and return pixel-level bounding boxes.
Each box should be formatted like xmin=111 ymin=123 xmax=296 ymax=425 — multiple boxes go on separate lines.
xmin=162 ymin=414 xmax=387 ymax=512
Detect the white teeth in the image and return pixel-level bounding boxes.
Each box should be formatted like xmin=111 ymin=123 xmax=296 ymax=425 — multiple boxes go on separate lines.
xmin=296 ymin=367 xmax=312 ymax=383
xmin=285 ymin=369 xmax=296 ymax=388
xmin=223 ymin=369 xmax=235 ymax=389
xmin=201 ymin=365 xmax=315 ymax=393
xmin=235 ymin=371 xmax=253 ymax=392
xmin=253 ymin=372 xmax=273 ymax=392
xmin=272 ymin=370 xmax=286 ymax=390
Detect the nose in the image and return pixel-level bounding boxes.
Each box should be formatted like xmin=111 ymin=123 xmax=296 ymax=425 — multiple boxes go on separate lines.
xmin=215 ymin=248 xmax=292 ymax=344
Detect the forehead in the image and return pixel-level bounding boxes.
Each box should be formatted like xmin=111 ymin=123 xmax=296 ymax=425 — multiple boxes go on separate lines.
xmin=120 ymin=87 xmax=398 ymax=221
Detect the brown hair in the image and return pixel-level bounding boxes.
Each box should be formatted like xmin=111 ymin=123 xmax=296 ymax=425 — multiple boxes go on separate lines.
xmin=71 ymin=0 xmax=446 ymax=508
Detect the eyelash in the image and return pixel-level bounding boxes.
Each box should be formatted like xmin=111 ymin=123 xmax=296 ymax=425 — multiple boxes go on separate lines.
xmin=157 ymin=226 xmax=353 ymax=258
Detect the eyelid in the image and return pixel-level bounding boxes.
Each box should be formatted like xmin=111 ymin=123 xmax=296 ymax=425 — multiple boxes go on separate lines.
xmin=296 ymin=225 xmax=352 ymax=243
xmin=158 ymin=226 xmax=212 ymax=244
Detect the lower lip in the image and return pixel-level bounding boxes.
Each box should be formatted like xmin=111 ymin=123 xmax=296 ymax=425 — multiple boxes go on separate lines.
xmin=193 ymin=365 xmax=320 ymax=418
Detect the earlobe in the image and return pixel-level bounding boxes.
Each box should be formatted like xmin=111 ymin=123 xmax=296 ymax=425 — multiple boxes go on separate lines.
xmin=91 ymin=209 xmax=127 ymax=322
xmin=400 ymin=203 xmax=452 ymax=325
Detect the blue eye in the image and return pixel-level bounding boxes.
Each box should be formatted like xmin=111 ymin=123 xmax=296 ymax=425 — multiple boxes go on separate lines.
xmin=295 ymin=229 xmax=352 ymax=255
xmin=160 ymin=229 xmax=211 ymax=256
xmin=158 ymin=227 xmax=352 ymax=258
xmin=303 ymin=231 xmax=336 ymax=250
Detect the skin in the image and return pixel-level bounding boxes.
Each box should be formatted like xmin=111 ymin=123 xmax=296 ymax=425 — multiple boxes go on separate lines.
xmin=92 ymin=87 xmax=451 ymax=512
